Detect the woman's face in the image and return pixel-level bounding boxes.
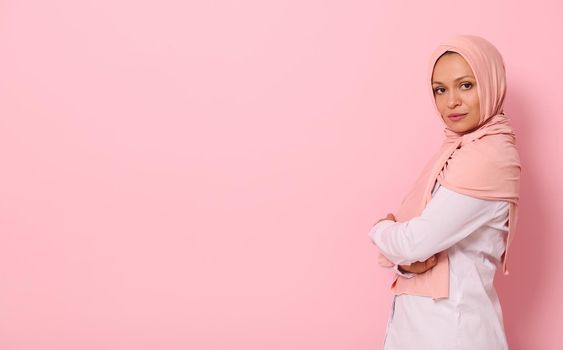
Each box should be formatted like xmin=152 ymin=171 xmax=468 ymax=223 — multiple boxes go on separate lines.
xmin=431 ymin=52 xmax=481 ymax=134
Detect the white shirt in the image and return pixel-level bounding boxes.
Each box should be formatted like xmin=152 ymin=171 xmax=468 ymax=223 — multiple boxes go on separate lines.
xmin=368 ymin=181 xmax=510 ymax=350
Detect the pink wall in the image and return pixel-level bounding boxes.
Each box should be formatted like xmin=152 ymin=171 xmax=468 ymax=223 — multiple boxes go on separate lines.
xmin=0 ymin=1 xmax=561 ymax=349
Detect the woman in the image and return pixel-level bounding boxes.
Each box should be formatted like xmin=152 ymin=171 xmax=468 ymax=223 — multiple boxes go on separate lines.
xmin=368 ymin=35 xmax=521 ymax=349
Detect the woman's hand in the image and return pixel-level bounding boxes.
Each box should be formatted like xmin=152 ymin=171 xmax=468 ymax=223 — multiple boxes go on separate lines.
xmin=398 ymin=254 xmax=438 ymax=274
xmin=374 ymin=213 xmax=396 ymax=225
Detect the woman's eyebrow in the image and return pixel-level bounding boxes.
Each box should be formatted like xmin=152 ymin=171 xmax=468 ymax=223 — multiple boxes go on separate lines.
xmin=432 ymin=75 xmax=474 ymax=84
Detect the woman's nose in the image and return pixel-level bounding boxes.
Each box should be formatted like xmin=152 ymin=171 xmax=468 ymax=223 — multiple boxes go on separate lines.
xmin=447 ymin=91 xmax=462 ymax=108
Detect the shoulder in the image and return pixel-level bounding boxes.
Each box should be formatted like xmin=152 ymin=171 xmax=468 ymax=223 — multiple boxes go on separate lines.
xmin=429 ymin=184 xmax=500 ymax=215
xmin=454 ymin=134 xmax=519 ymax=165
xmin=435 ymin=184 xmax=509 ymax=222
xmin=418 ymin=184 xmax=505 ymax=234
xmin=435 ymin=183 xmax=496 ymax=204
xmin=441 ymin=134 xmax=521 ymax=189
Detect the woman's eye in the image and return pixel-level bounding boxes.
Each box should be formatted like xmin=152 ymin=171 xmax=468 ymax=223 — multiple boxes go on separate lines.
xmin=434 ymin=83 xmax=472 ymax=94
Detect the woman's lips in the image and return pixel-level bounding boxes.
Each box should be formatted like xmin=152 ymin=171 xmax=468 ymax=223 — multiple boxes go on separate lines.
xmin=448 ymin=113 xmax=467 ymax=121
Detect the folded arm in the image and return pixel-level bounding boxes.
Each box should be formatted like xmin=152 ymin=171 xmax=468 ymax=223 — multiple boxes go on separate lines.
xmin=368 ymin=185 xmax=502 ymax=266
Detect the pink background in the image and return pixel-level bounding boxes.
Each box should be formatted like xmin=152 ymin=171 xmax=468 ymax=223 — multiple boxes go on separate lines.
xmin=1 ymin=1 xmax=561 ymax=349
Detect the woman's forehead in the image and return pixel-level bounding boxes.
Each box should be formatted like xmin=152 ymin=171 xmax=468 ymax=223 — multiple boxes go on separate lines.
xmin=431 ymin=54 xmax=476 ymax=83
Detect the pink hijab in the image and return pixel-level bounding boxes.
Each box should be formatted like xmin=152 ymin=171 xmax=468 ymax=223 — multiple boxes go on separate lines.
xmin=378 ymin=35 xmax=521 ymax=299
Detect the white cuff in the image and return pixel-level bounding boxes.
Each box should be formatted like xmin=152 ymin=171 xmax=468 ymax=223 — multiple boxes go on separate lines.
xmin=392 ymin=264 xmax=416 ymax=278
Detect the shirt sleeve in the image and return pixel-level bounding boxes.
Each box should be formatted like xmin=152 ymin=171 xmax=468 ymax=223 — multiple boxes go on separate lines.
xmin=367 ymin=184 xmax=503 ymax=266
